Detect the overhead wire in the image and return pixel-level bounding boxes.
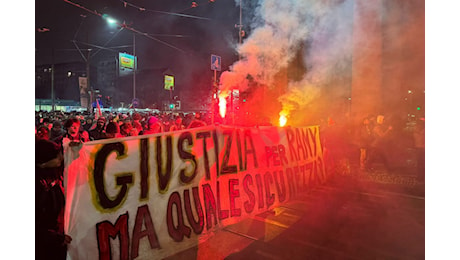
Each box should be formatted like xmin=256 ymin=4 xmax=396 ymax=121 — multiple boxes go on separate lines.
xmin=63 ymin=0 xmax=187 ymax=53
xmin=90 ymin=27 xmax=124 ymax=57
xmin=73 ymin=15 xmax=86 ymax=40
xmin=72 ymin=40 xmax=128 ymax=53
xmin=72 ymin=14 xmax=88 ymax=61
xmin=118 ymin=0 xmax=212 ymax=21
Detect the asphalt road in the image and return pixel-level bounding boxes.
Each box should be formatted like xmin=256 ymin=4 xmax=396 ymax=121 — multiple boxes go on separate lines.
xmin=166 ymin=164 xmax=425 ymax=260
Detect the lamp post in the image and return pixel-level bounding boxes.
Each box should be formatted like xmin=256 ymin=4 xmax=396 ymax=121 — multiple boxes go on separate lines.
xmin=51 ymin=62 xmax=55 ymax=111
xmin=102 ymin=14 xmax=137 ymax=102
xmin=86 ymin=48 xmax=92 ymax=113
xmin=133 ymin=33 xmax=136 ymax=100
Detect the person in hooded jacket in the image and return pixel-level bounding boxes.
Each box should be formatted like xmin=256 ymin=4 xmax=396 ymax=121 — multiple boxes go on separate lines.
xmin=50 ymin=120 xmax=66 ymax=143
xmin=89 ymin=117 xmax=107 ymax=140
xmin=36 ymin=130 xmax=72 ymax=259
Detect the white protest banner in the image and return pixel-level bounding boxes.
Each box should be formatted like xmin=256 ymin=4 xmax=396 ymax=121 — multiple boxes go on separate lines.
xmin=64 ymin=125 xmax=327 ymax=259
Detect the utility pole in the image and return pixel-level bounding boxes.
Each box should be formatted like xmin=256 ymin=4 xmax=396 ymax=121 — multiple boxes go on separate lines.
xmin=133 ymin=33 xmax=136 ymax=100
xmin=238 ymin=0 xmax=243 ymax=59
xmin=85 ymin=28 xmax=93 ymax=113
xmin=233 ymin=0 xmax=243 ymax=124
xmin=51 ymin=48 xmax=55 ymax=111
xmin=212 ymin=73 xmax=217 ymax=125
xmin=86 ymin=49 xmax=92 ymax=113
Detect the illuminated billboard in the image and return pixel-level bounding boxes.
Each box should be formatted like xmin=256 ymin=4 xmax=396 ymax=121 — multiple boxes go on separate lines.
xmin=164 ymin=75 xmax=174 ymax=90
xmin=119 ymin=53 xmax=136 ymax=70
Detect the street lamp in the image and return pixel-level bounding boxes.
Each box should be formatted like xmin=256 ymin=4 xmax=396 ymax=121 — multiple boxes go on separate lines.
xmin=103 ymin=14 xmax=136 ymax=101
xmin=102 ymin=14 xmax=117 ymax=25
xmin=133 ymin=33 xmax=136 ymax=100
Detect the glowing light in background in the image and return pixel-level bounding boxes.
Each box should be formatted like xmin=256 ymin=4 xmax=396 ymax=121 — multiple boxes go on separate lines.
xmin=279 ymin=112 xmax=288 ymax=127
xmin=219 ymin=95 xmax=227 ymax=118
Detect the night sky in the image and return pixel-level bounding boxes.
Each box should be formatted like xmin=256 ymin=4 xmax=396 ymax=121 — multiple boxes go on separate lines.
xmin=35 ymin=0 xmax=250 ymax=103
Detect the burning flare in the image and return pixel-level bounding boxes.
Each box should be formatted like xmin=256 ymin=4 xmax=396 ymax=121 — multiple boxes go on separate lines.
xmin=279 ymin=112 xmax=288 ymax=127
xmin=218 ymin=95 xmax=227 ymax=118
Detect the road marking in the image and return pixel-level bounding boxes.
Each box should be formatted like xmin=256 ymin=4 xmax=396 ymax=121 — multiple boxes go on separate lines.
xmin=223 ymin=227 xmax=259 ymax=241
xmin=319 ymin=185 xmax=425 ymax=200
xmin=251 ymin=216 xmax=290 ymax=229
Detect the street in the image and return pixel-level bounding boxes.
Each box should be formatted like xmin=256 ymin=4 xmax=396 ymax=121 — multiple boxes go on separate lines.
xmin=166 ymin=164 xmax=425 ymax=260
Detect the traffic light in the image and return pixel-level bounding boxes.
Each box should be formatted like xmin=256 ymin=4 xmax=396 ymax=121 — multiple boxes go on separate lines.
xmin=169 ymin=103 xmax=174 ymax=109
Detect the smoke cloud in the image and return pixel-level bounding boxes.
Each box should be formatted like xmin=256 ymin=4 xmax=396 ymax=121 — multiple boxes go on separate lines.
xmin=220 ymin=0 xmax=354 ymax=123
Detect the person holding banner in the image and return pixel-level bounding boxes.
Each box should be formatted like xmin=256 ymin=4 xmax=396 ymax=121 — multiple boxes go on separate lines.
xmin=36 ymin=133 xmax=72 ymax=259
xmin=54 ymin=118 xmax=89 ymax=152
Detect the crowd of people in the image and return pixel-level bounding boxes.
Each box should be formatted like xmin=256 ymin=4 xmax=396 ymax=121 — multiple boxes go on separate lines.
xmin=34 ymin=110 xmax=209 ymax=259
xmin=36 ymin=110 xmax=210 ymax=142
xmin=356 ymin=114 xmax=425 ymax=176
xmin=320 ymin=113 xmax=425 ymax=179
xmin=35 ymin=109 xmax=425 ymax=259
